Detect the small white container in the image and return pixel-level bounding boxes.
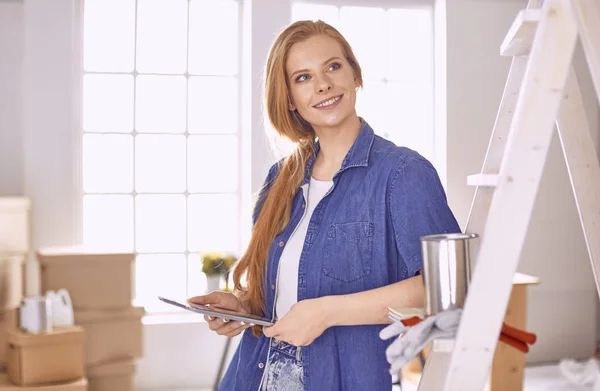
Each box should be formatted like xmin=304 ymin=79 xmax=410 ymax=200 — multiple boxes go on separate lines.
xmin=46 ymin=289 xmax=75 ymax=327
xmin=20 ymin=296 xmax=53 ymax=334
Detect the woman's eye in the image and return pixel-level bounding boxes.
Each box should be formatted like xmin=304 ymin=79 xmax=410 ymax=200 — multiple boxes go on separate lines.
xmin=296 ymin=74 xmax=310 ymax=82
xmin=328 ymin=63 xmax=341 ymax=71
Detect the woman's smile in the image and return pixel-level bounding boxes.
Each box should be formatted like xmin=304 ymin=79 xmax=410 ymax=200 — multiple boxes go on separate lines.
xmin=313 ymin=94 xmax=343 ymax=109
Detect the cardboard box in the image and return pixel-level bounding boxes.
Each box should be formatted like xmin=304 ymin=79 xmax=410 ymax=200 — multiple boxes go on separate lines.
xmin=7 ymin=326 xmax=85 ymax=386
xmin=0 ymin=374 xmax=87 ymax=390
xmin=0 ymin=197 xmax=30 ymax=255
xmin=0 ymin=256 xmax=24 ymax=312
xmin=37 ymin=247 xmax=134 ymax=310
xmin=87 ymin=360 xmax=135 ymax=391
xmin=74 ymin=307 xmax=144 ymax=366
xmin=0 ymin=310 xmax=18 ymax=369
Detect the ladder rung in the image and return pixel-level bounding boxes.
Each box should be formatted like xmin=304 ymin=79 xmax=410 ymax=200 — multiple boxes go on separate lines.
xmin=467 ymin=174 xmax=499 ymax=187
xmin=431 ymin=338 xmax=455 ymax=353
xmin=500 ymin=9 xmax=541 ymax=56
xmin=429 ymin=273 xmax=538 ymax=353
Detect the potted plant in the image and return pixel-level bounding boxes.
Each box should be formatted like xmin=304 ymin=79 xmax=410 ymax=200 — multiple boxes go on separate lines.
xmin=200 ymin=252 xmax=237 ymax=292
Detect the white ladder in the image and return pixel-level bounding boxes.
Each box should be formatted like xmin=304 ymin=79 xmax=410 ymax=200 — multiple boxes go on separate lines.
xmin=417 ymin=0 xmax=600 ymax=390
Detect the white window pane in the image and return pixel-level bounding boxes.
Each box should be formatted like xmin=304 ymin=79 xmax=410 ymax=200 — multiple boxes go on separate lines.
xmin=83 ymin=195 xmax=133 ymax=251
xmin=136 ymin=75 xmax=186 ymax=133
xmin=189 ymin=0 xmax=239 ymax=76
xmin=136 ymin=194 xmax=186 ymax=253
xmin=83 ymin=74 xmax=134 ymax=133
xmin=188 ymin=77 xmax=238 ymax=134
xmin=83 ymin=134 xmax=133 ymax=193
xmin=291 ymin=3 xmax=339 ymax=27
xmin=84 ymin=0 xmax=135 ymax=72
xmin=339 ymin=7 xmax=386 ymax=81
xmin=188 ymin=194 xmax=238 ymax=253
xmin=188 ymin=135 xmax=238 ymax=193
xmin=136 ymin=0 xmax=187 ymax=74
xmin=386 ymin=8 xmax=433 ymax=82
xmin=356 ymin=81 xmax=386 ymax=138
xmin=187 ymin=253 xmax=209 ymax=297
xmin=136 ymin=254 xmax=187 ymax=312
xmin=386 ymin=81 xmax=434 ymax=160
xmin=135 ymin=135 xmax=186 ymax=193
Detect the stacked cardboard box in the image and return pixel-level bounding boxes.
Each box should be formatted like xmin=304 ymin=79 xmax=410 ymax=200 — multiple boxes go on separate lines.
xmin=0 ymin=311 xmax=17 ymax=372
xmin=0 ymin=197 xmax=31 ymax=371
xmin=6 ymin=326 xmax=85 ymax=386
xmin=0 ymin=257 xmax=22 ymax=372
xmin=0 ymin=198 xmax=87 ymax=389
xmin=0 ymin=197 xmax=30 ymax=256
xmin=0 ymin=257 xmax=24 ymax=315
xmin=37 ymin=247 xmax=144 ymax=391
xmin=0 ymin=374 xmax=87 ymax=391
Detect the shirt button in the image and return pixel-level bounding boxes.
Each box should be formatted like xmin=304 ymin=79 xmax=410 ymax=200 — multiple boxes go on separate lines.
xmin=279 ymin=240 xmax=285 ymax=247
xmin=258 ymin=362 xmax=265 ymax=369
xmin=271 ymin=284 xmax=275 ymax=290
xmin=302 ymin=203 xmax=306 ymax=209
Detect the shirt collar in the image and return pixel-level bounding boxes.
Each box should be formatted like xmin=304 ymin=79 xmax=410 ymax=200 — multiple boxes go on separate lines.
xmin=302 ymin=118 xmax=375 ymax=185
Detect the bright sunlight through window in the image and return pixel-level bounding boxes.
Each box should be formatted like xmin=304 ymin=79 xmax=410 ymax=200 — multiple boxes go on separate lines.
xmin=292 ymin=2 xmax=435 ymax=161
xmin=82 ymin=0 xmax=242 ymax=313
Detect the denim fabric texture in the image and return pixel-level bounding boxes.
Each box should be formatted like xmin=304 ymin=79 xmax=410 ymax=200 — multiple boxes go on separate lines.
xmin=218 ymin=119 xmax=461 ymax=391
xmin=260 ymin=339 xmax=304 ymax=391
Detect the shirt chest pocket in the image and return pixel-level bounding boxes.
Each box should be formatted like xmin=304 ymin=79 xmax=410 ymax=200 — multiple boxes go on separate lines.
xmin=322 ymin=221 xmax=373 ymax=282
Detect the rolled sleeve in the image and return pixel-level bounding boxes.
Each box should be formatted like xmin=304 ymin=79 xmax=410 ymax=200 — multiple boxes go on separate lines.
xmin=251 ymin=161 xmax=282 ymax=225
xmin=388 ymin=156 xmax=462 ymax=278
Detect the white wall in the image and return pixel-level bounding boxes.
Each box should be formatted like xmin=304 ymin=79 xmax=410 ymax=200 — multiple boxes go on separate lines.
xmin=442 ymin=0 xmax=600 ymax=363
xmin=1 ymin=0 xmax=599 ymax=389
xmin=0 ymin=0 xmax=24 ymax=197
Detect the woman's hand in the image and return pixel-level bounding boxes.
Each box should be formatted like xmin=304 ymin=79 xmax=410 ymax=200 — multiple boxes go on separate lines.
xmin=263 ymin=298 xmax=329 ymax=346
xmin=187 ymin=291 xmax=253 ymax=338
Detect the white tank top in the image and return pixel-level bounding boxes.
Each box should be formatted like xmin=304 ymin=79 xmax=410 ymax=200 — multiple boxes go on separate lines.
xmin=275 ymin=177 xmax=333 ymax=320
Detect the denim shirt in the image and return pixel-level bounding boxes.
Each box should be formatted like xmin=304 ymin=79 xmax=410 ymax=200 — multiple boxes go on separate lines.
xmin=219 ymin=119 xmax=461 ymax=391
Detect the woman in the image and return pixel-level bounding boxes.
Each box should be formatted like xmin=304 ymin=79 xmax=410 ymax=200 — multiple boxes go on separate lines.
xmin=188 ymin=20 xmax=461 ymax=391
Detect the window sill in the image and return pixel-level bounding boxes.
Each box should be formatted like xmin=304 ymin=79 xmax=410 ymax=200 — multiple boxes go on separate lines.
xmin=142 ymin=312 xmax=206 ymax=326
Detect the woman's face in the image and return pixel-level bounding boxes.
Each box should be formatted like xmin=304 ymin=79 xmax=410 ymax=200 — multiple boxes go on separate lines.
xmin=286 ymin=34 xmax=359 ymax=131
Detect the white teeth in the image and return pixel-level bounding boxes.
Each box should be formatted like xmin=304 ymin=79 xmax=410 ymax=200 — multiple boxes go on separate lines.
xmin=315 ymin=96 xmax=340 ymax=108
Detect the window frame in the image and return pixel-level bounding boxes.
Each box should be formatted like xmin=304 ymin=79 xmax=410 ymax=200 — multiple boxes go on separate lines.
xmin=80 ymin=0 xmax=248 ymax=314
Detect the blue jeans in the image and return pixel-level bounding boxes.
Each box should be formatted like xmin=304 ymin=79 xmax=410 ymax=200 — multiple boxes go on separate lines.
xmin=260 ymin=339 xmax=304 ymax=391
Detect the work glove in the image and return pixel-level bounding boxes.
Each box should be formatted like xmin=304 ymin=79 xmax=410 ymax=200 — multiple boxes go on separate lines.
xmin=379 ymin=309 xmax=462 ymax=374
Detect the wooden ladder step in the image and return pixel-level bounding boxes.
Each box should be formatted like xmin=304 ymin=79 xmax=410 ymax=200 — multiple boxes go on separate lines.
xmin=500 ymin=9 xmax=541 ymax=56
xmin=467 ymin=174 xmax=499 ymax=187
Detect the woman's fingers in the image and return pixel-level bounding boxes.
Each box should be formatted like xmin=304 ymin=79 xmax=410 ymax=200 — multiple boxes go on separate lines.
xmin=206 ymin=318 xmax=254 ymax=336
xmin=204 ymin=314 xmax=218 ymax=325
xmin=222 ymin=321 xmax=254 ymax=338
xmin=216 ymin=319 xmax=244 ymax=335
xmin=207 ymin=317 xmax=230 ymax=331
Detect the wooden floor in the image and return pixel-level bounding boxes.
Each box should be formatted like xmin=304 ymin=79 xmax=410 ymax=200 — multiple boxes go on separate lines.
xmin=396 ymin=362 xmax=598 ymax=391
xmin=138 ymin=363 xmax=598 ymax=391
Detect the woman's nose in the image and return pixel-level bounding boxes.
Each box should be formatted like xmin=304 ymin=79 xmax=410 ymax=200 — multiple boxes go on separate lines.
xmin=318 ymin=85 xmax=332 ymax=93
xmin=316 ymin=77 xmax=332 ymax=93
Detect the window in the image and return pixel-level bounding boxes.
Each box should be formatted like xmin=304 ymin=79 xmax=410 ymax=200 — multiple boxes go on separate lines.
xmin=80 ymin=0 xmax=435 ymax=314
xmin=292 ymin=2 xmax=435 ymax=161
xmin=82 ymin=0 xmax=243 ymax=313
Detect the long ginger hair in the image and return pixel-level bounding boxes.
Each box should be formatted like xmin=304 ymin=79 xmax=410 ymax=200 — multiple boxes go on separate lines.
xmin=232 ymin=20 xmax=363 ymax=336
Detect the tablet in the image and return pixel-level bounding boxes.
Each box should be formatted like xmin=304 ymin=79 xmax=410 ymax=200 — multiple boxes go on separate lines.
xmin=158 ymin=296 xmax=275 ymax=327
